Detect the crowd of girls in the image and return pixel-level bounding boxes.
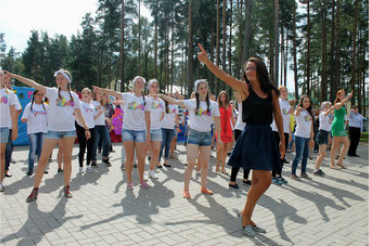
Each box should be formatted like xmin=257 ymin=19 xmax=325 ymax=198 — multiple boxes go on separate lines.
xmin=0 ymin=47 xmax=362 ymax=237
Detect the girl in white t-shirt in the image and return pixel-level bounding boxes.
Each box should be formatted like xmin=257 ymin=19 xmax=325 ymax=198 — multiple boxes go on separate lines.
xmin=291 ymin=95 xmax=315 ymax=181
xmin=21 ymin=90 xmax=49 ymax=176
xmin=94 ymin=76 xmax=151 ymax=190
xmin=314 ymin=101 xmax=334 ymax=176
xmin=159 ymin=79 xmax=222 ymax=199
xmin=146 ymin=79 xmax=165 ymax=179
xmin=0 ymin=70 xmax=18 ymax=192
xmin=6 ymin=69 xmax=91 ymax=202
xmin=76 ymin=88 xmax=102 ymax=173
xmin=160 ymin=94 xmax=179 ymax=168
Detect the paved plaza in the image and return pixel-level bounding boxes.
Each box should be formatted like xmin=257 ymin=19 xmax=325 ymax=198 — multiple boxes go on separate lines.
xmin=1 ymin=143 xmax=368 ymax=246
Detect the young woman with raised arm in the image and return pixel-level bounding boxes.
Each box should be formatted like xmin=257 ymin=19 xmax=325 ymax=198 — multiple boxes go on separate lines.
xmin=6 ymin=69 xmax=91 ymax=202
xmin=197 ymin=43 xmax=285 ymax=237
xmin=94 ymin=76 xmax=151 ymax=190
xmin=159 ymin=79 xmax=222 ymax=199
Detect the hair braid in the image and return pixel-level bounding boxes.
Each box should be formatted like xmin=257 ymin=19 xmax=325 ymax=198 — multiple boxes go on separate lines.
xmin=195 ymin=92 xmax=200 ymax=116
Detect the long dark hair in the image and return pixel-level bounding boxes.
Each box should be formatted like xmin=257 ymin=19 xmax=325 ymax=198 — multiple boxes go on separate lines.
xmin=217 ymin=91 xmax=230 ymax=108
xmin=31 ymin=90 xmax=46 ymax=111
xmin=243 ymin=57 xmax=279 ymax=96
xmin=298 ymin=95 xmax=313 ymax=117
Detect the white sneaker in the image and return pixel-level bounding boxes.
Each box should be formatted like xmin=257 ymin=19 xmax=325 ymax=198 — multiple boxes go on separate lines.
xmin=149 ymin=170 xmax=158 ymax=179
xmin=0 ymin=183 xmax=4 ymax=192
xmin=79 ymin=167 xmax=85 ymax=173
xmin=86 ymin=166 xmax=92 ymax=172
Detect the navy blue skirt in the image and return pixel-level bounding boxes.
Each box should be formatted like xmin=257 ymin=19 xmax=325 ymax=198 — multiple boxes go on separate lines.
xmin=228 ymin=124 xmax=281 ymax=171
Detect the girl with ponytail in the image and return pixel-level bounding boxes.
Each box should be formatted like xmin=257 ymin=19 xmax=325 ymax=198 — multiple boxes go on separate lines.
xmin=21 ymin=90 xmax=49 ymax=176
xmin=6 ymin=69 xmax=91 ymax=202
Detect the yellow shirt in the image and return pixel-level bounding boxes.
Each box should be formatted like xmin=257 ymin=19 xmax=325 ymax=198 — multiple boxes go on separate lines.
xmin=290 ymin=114 xmax=295 ymax=132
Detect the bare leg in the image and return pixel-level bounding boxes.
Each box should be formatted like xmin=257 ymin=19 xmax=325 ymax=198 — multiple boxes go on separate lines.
xmin=149 ymin=141 xmax=161 ymax=171
xmin=241 ymin=170 xmax=272 ymax=226
xmin=33 ymin=139 xmax=59 ymax=188
xmin=221 ymin=143 xmax=230 ymax=173
xmin=315 ymin=145 xmax=327 ymax=170
xmin=199 ymin=146 xmax=211 ymax=189
xmin=58 ymin=139 xmax=63 ymax=169
xmin=330 ymin=137 xmax=340 ymax=169
xmin=124 ymin=141 xmax=135 ymax=183
xmin=136 ymin=142 xmax=148 ymax=181
xmin=61 ymin=137 xmax=75 ymax=186
xmin=337 ymin=137 xmax=349 ymax=168
xmin=0 ymin=143 xmax=6 ymax=183
xmin=184 ymin=144 xmax=200 ymax=191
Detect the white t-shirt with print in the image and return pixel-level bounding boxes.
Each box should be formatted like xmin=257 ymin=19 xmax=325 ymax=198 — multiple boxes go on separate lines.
xmin=149 ymin=96 xmax=165 ymax=130
xmin=0 ymin=88 xmax=16 ymax=128
xmin=272 ymin=98 xmax=293 ymax=133
xmin=183 ymin=99 xmax=220 ymax=132
xmin=319 ymin=112 xmax=334 ymax=132
xmin=234 ymin=102 xmax=246 ymax=131
xmin=91 ymin=100 xmax=105 ymax=126
xmin=121 ymin=92 xmax=151 ymax=131
xmin=294 ymin=109 xmax=313 ymax=138
xmin=162 ymin=104 xmax=178 ymax=130
xmin=9 ymin=93 xmax=22 ymax=130
xmin=46 ymin=87 xmax=81 ymax=131
xmin=77 ymin=101 xmax=96 ymax=129
xmin=22 ymin=103 xmax=49 ymax=134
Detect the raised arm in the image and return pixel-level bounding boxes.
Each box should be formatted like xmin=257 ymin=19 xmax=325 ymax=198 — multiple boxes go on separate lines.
xmin=198 ymin=44 xmax=247 ymax=98
xmin=5 ymin=71 xmax=47 ymax=94
xmin=158 ymin=94 xmax=185 ymax=108
xmin=93 ymin=86 xmax=122 ymax=100
xmin=323 ymin=106 xmax=335 ymax=116
xmin=271 ymin=91 xmax=285 ymax=159
xmin=335 ymin=90 xmax=353 ymax=110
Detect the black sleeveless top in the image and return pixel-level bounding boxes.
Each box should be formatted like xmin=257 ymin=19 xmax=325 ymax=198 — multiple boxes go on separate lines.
xmin=242 ymin=86 xmax=273 ymax=124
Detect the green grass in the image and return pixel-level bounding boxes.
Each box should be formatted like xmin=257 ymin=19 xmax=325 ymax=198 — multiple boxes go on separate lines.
xmin=360 ymin=132 xmax=368 ymax=142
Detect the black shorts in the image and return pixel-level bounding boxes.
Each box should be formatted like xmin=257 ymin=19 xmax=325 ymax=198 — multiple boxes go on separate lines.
xmin=316 ymin=130 xmax=329 ymax=145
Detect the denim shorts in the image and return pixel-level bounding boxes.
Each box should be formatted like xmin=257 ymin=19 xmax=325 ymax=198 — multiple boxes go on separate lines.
xmin=46 ymin=130 xmax=76 ymax=140
xmin=187 ymin=129 xmax=212 ymax=146
xmin=150 ymin=129 xmax=163 ymax=142
xmin=0 ymin=127 xmax=9 ymax=143
xmin=122 ymin=129 xmax=146 ymax=143
xmin=316 ymin=130 xmax=329 ymax=145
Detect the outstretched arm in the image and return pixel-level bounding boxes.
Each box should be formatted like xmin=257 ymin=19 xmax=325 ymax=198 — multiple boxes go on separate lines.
xmin=323 ymin=106 xmax=335 ymax=116
xmin=272 ymin=91 xmax=285 ymax=159
xmin=335 ymin=90 xmax=353 ymax=110
xmin=5 ymin=71 xmax=47 ymax=94
xmin=158 ymin=94 xmax=185 ymax=108
xmin=197 ymin=44 xmax=247 ymax=99
xmin=93 ymin=86 xmax=122 ymax=100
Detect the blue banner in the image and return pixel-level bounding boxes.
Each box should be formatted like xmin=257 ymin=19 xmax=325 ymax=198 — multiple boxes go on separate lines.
xmin=12 ymin=86 xmax=35 ymax=146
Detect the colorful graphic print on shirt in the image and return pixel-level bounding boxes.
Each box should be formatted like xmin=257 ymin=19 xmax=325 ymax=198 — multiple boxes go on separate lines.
xmin=127 ymin=101 xmax=145 ymax=111
xmin=1 ymin=95 xmax=9 ymax=104
xmin=304 ymin=114 xmax=312 ymax=122
xmin=83 ymin=104 xmax=94 ymax=113
xmin=56 ymin=96 xmax=74 ymax=107
xmin=151 ymin=101 xmax=164 ymax=110
xmin=282 ymin=107 xmax=294 ymax=116
xmin=32 ymin=109 xmax=47 ymax=117
xmin=328 ymin=114 xmax=334 ymax=124
xmin=196 ymin=106 xmax=212 ymax=116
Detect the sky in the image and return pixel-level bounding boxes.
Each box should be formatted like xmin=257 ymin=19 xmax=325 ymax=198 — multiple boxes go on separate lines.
xmin=0 ymin=0 xmax=295 ymax=92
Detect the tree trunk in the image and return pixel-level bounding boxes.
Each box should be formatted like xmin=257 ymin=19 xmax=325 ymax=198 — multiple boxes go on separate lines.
xmin=329 ymin=0 xmax=336 ymax=102
xmin=320 ymin=0 xmax=327 ymax=101
xmin=138 ymin=0 xmax=141 ymax=74
xmin=187 ymin=0 xmax=193 ymax=97
xmin=154 ymin=3 xmax=158 ymax=78
xmin=280 ymin=25 xmax=284 ymax=86
xmin=284 ymin=29 xmax=288 ymax=87
xmin=272 ymin=0 xmax=279 ymax=87
xmin=120 ymin=0 xmax=125 ymax=91
xmin=228 ymin=0 xmax=233 ymax=96
xmin=306 ymin=0 xmax=311 ymax=97
xmin=292 ymin=0 xmax=298 ymax=99
xmin=350 ymin=0 xmax=359 ymax=104
xmin=243 ymin=0 xmax=252 ymax=63
xmin=222 ymin=0 xmax=227 ymax=92
xmin=216 ymin=0 xmax=220 ymax=95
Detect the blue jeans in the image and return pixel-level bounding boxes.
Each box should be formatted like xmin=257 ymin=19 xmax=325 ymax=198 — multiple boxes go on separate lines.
xmin=92 ymin=126 xmax=111 ymax=160
xmin=160 ymin=128 xmax=176 ymax=161
xmin=292 ymin=136 xmax=310 ymax=175
xmin=28 ymin=132 xmax=46 ymax=170
xmin=5 ymin=129 xmax=13 ymax=171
